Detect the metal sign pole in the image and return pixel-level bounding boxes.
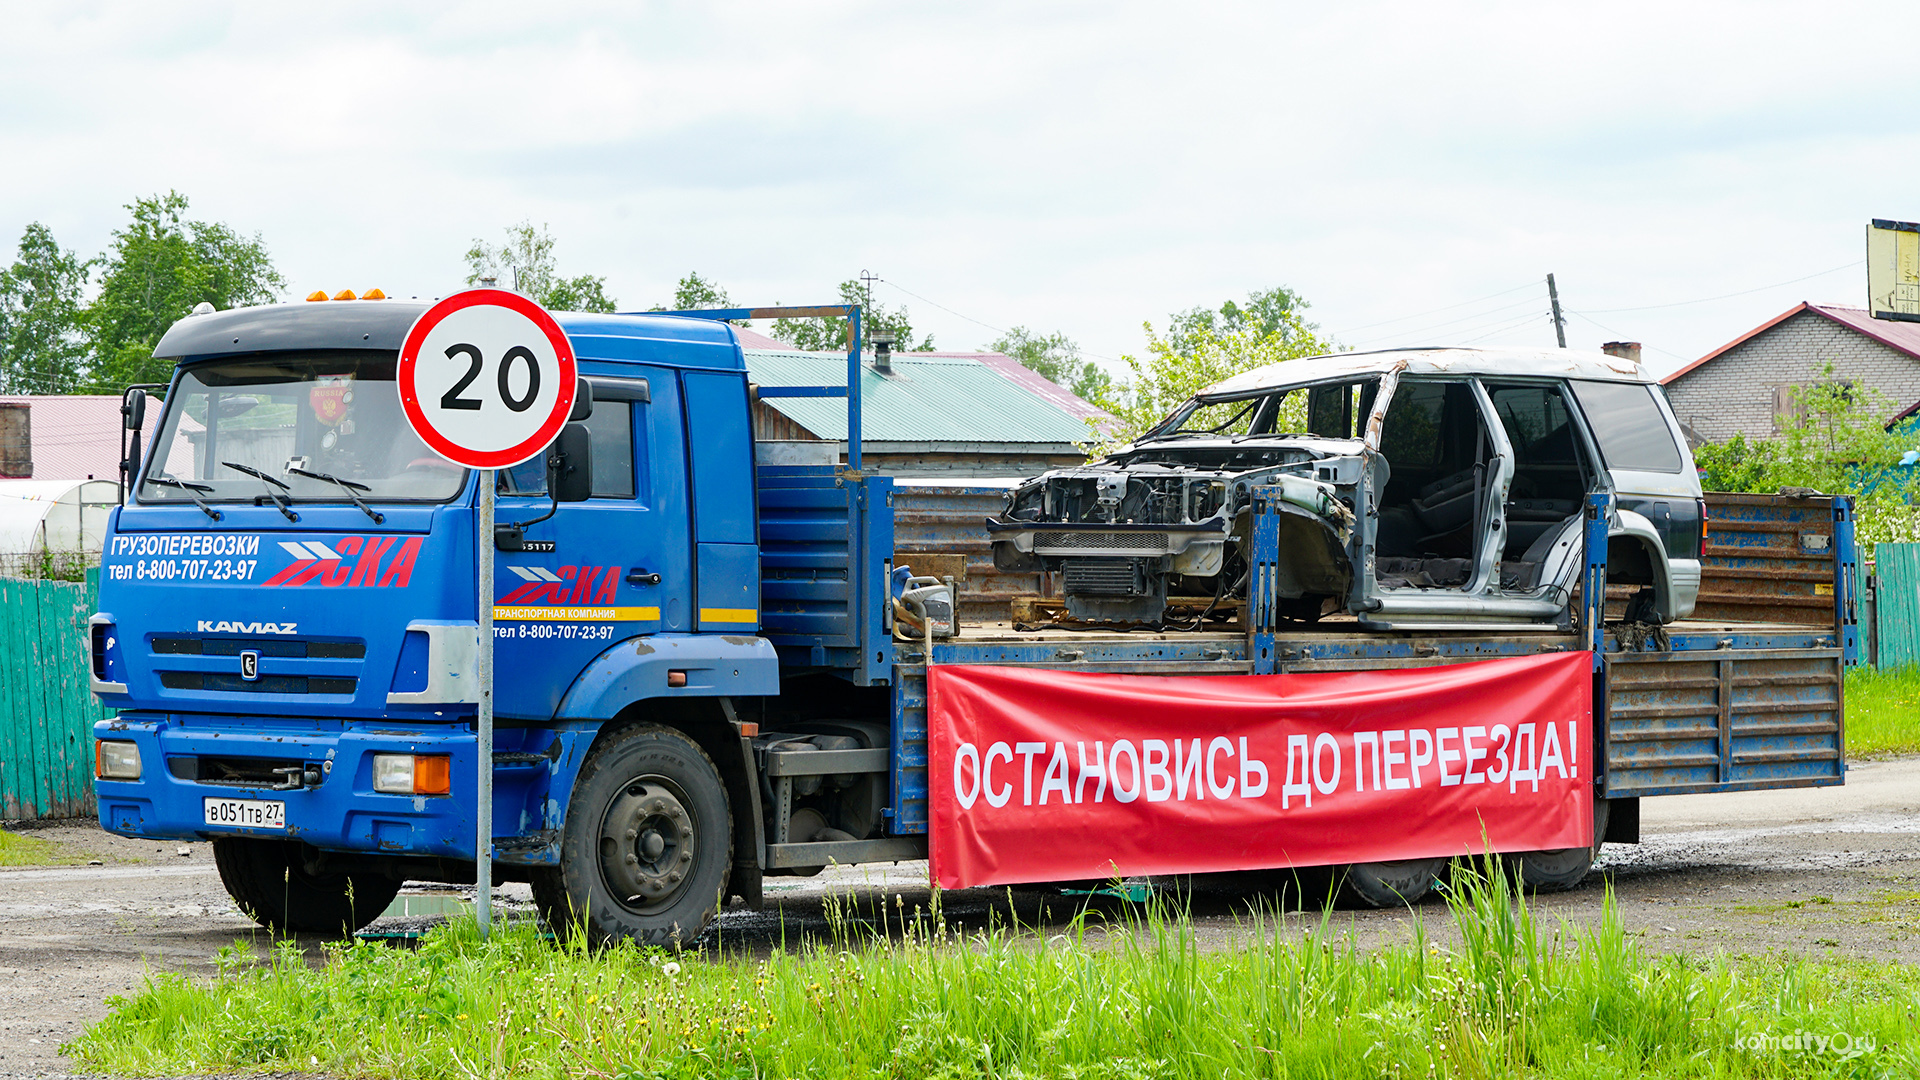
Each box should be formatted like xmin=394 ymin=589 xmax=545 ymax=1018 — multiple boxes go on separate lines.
xmin=476 ymin=469 xmax=495 ymax=937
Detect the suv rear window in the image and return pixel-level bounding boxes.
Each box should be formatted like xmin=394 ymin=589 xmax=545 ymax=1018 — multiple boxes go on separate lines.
xmin=1567 ymin=380 xmax=1684 ymax=473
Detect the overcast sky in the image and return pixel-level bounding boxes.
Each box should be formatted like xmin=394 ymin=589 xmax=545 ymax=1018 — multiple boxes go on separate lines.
xmin=4 ymin=1 xmax=1917 ymax=378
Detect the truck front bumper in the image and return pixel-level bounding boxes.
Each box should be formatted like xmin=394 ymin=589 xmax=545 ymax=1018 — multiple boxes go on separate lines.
xmin=91 ymin=713 xmax=573 ymax=863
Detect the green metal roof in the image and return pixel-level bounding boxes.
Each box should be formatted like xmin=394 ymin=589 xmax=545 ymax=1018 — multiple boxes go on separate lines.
xmin=744 ymin=350 xmax=1093 ymax=445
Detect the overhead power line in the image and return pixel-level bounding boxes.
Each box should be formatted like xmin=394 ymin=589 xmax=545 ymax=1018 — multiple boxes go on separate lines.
xmin=1349 ymin=296 xmax=1545 ymax=349
xmin=1579 ymin=260 xmax=1862 ymax=314
xmin=1327 ymin=279 xmax=1542 ymax=338
xmin=1458 ymin=311 xmax=1556 ymax=347
xmin=874 ymin=277 xmax=1129 ymax=364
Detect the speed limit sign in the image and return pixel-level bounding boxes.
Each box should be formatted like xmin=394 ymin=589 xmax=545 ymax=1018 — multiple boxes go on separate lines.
xmin=396 ymin=289 xmax=578 ymax=468
xmin=393 ymin=287 xmax=581 ymax=940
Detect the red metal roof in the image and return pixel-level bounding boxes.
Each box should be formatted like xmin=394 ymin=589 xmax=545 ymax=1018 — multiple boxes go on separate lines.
xmin=0 ymin=396 xmax=128 ymax=481
xmin=1662 ymin=302 xmax=1920 ymax=385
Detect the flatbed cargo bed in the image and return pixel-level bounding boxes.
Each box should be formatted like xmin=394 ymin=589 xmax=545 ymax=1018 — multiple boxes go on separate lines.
xmin=883 ymin=616 xmax=1845 ymax=835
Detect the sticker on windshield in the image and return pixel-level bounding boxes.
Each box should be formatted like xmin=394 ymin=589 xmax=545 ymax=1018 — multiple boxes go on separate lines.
xmin=310 ymin=375 xmax=352 ymax=426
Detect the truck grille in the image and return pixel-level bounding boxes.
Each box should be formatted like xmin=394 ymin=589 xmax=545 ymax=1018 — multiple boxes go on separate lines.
xmin=1063 ymin=557 xmax=1150 ymax=596
xmin=151 ymin=636 xmax=364 ymax=658
xmin=166 ymin=755 xmax=305 ymax=788
xmin=159 ymin=672 xmax=358 ymax=695
xmin=1034 ymin=531 xmax=1170 ymax=554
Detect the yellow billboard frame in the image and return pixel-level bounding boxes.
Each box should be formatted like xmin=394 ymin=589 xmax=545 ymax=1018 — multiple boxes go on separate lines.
xmin=1868 ymin=218 xmax=1920 ymax=322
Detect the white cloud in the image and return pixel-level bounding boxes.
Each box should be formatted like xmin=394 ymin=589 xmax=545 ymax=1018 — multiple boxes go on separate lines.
xmin=1 ymin=0 xmax=1916 ymax=377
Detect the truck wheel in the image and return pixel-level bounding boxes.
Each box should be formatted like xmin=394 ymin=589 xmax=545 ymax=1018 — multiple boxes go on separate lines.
xmin=1341 ymin=858 xmax=1447 ymax=908
xmin=540 ymin=724 xmax=731 ymax=948
xmin=212 ymin=837 xmax=400 ymax=936
xmin=1516 ymin=797 xmax=1611 ymax=891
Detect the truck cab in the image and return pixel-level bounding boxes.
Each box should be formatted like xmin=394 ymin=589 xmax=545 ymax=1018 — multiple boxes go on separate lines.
xmin=91 ymin=296 xmax=830 ymax=943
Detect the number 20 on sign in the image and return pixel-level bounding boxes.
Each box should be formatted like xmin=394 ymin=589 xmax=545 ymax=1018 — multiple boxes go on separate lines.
xmin=396 ymin=290 xmax=578 ymax=469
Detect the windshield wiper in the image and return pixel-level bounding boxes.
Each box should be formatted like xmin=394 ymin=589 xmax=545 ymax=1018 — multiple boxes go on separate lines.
xmin=288 ymin=467 xmax=385 ymax=524
xmin=222 ymin=461 xmax=299 ymax=522
xmin=145 ymin=475 xmax=222 ymax=521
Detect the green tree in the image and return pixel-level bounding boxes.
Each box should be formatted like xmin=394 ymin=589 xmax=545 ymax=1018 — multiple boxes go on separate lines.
xmin=0 ymin=222 xmax=93 ymax=394
xmin=86 ymin=191 xmax=287 ymax=390
xmin=464 ymin=221 xmax=616 ymax=315
xmin=1690 ymin=363 xmax=1920 ymax=555
xmin=1166 ymin=285 xmax=1313 ymax=356
xmin=1091 ymin=309 xmax=1332 ymax=453
xmin=770 ymin=280 xmax=932 ymax=352
xmin=651 ymin=272 xmax=750 ymax=326
xmin=659 ymin=271 xmax=733 ymax=311
xmin=988 ymin=326 xmax=1114 ymax=403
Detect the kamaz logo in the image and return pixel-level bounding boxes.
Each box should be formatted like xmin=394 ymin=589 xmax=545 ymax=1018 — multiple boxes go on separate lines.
xmin=198 ymin=620 xmax=298 ymax=634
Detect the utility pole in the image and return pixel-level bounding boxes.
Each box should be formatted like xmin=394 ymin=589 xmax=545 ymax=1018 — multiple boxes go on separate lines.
xmin=1546 ymin=274 xmax=1567 ymax=348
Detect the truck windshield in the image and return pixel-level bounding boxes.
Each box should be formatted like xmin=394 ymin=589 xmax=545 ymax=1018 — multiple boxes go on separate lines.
xmin=139 ymin=351 xmax=468 ymax=505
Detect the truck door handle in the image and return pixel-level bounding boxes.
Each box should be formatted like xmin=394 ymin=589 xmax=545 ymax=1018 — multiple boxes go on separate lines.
xmin=627 ymin=568 xmax=662 ymax=585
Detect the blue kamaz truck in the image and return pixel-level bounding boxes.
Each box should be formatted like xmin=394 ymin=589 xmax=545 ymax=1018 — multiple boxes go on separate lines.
xmin=88 ymin=296 xmax=1858 ymax=944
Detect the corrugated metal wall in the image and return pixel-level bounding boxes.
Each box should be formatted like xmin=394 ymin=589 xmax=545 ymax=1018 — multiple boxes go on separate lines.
xmin=1875 ymin=542 xmax=1920 ymax=668
xmin=1603 ymin=647 xmax=1844 ymax=797
xmin=890 ymin=481 xmax=1039 ymax=624
xmin=0 ymin=573 xmax=107 ymax=820
xmin=1693 ymin=492 xmax=1839 ymax=625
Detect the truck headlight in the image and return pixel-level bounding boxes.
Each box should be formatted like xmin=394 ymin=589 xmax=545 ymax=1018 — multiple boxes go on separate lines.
xmin=95 ymin=740 xmax=141 ymax=780
xmin=373 ymin=754 xmax=451 ymax=795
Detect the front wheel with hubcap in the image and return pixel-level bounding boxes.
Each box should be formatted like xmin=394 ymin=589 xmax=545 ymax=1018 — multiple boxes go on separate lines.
xmin=534 ymin=724 xmax=731 ymax=948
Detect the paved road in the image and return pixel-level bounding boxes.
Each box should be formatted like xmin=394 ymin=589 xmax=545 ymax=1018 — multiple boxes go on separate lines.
xmin=2 ymin=757 xmax=1915 ymax=1078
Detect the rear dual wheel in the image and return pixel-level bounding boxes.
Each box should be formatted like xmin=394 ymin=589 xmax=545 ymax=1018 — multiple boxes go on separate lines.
xmin=1516 ymin=795 xmax=1610 ymax=891
xmin=532 ymin=724 xmax=732 ymax=948
xmin=1341 ymin=857 xmax=1449 ymax=908
xmin=1342 ymin=797 xmax=1612 ymax=905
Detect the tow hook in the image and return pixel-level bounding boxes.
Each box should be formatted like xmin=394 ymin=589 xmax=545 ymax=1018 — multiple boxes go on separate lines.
xmin=270 ymin=764 xmax=325 ymax=791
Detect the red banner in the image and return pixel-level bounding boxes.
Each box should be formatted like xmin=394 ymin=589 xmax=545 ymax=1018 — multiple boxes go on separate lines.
xmin=928 ymin=653 xmax=1593 ymax=890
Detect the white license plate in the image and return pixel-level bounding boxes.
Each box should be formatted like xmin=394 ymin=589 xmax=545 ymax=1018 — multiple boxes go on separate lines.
xmin=203 ymin=797 xmax=286 ymax=830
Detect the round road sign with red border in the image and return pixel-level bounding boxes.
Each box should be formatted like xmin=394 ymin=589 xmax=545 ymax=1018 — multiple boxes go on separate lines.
xmin=396 ymin=289 xmax=578 ymax=469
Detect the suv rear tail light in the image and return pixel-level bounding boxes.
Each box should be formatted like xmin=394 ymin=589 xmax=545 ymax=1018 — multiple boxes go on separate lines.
xmin=1697 ymin=497 xmax=1709 ymax=560
xmin=373 ymin=754 xmax=451 ymax=795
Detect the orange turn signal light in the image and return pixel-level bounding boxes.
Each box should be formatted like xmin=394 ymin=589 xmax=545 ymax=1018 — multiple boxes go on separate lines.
xmin=306 ymin=290 xmax=329 ymax=302
xmin=331 ymin=289 xmax=357 ymax=301
xmin=361 ymin=287 xmax=385 ymax=300
xmin=413 ymin=754 xmax=451 ymax=795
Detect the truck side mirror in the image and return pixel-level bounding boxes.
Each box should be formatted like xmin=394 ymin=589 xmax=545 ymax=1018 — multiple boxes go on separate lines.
xmin=548 ymin=423 xmax=593 ymax=503
xmin=120 ymin=388 xmax=149 ymax=497
xmin=570 ymin=377 xmax=593 ymax=422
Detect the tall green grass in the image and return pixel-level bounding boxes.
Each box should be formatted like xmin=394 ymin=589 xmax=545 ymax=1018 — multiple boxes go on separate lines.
xmin=1845 ymin=664 xmax=1920 ymax=757
xmin=68 ymin=866 xmax=1917 ymax=1079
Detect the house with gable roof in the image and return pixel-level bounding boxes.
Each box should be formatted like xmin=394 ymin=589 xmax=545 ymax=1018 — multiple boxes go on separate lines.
xmin=1662 ymin=302 xmax=1920 ymax=443
xmin=733 ymin=324 xmax=1109 ymax=477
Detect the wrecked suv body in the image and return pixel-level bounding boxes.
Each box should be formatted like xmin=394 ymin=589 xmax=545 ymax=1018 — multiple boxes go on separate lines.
xmin=990 ymin=347 xmax=1703 ymax=632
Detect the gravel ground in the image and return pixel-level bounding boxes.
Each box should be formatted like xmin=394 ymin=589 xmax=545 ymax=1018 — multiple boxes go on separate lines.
xmin=2 ymin=756 xmax=1915 ymax=1078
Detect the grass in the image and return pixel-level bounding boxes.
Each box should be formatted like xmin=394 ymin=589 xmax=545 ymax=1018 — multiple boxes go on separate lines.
xmin=67 ymin=866 xmax=1919 ymax=1079
xmin=0 ymin=827 xmax=80 ymax=867
xmin=1844 ymin=665 xmax=1920 ymax=757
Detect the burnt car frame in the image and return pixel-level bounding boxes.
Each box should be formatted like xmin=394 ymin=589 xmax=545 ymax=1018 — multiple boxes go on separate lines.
xmin=990 ymin=347 xmax=1703 ymax=632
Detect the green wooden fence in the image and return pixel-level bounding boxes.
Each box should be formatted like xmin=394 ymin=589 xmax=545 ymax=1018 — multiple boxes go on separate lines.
xmin=0 ymin=572 xmax=109 ymax=820
xmin=1876 ymin=543 xmax=1920 ymax=670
